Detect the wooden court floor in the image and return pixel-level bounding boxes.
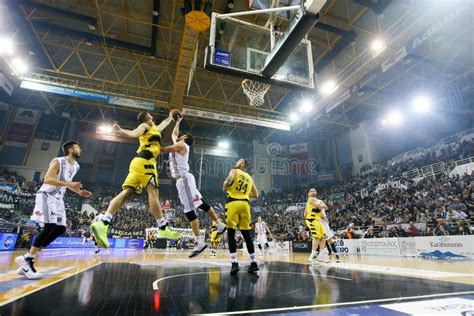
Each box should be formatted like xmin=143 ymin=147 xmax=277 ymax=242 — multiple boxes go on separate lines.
xmin=1 ymin=248 xmax=473 ymax=315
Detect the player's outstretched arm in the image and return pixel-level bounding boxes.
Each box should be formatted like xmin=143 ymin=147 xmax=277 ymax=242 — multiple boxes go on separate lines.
xmin=223 ymin=169 xmax=237 ymax=192
xmin=160 ymin=142 xmax=185 ymax=154
xmin=171 ymin=116 xmax=182 ymax=144
xmin=157 ymin=112 xmax=175 ymax=132
xmin=113 ymin=123 xmax=149 ymax=138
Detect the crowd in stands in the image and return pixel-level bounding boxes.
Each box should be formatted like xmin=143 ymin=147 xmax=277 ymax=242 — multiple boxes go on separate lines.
xmin=0 ymin=133 xmax=473 ymax=243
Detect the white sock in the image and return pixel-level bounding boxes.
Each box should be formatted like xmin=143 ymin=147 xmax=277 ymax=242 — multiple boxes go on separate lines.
xmin=230 ymin=252 xmax=238 ymax=263
xmin=157 ymin=218 xmax=167 ymax=228
xmin=102 ymin=212 xmax=113 ymax=223
xmin=311 ymin=250 xmax=317 ymax=258
xmin=25 ymin=252 xmax=35 ymax=259
xmin=249 ymin=253 xmax=257 ymax=263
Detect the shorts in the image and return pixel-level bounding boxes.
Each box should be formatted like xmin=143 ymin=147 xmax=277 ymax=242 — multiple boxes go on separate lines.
xmin=210 ymin=230 xmax=222 ymax=243
xmin=321 ymin=220 xmax=334 ymax=240
xmin=305 ymin=218 xmax=326 ymax=239
xmin=225 ymin=200 xmax=251 ymax=230
xmin=31 ymin=192 xmax=67 ymax=226
xmin=176 ymin=173 xmax=203 ymax=213
xmin=122 ymin=157 xmax=158 ymax=194
xmin=256 ymin=233 xmax=268 ymax=245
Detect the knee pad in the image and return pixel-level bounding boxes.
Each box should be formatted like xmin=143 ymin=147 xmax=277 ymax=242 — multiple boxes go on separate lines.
xmin=197 ymin=201 xmax=211 ymax=212
xmin=185 ymin=210 xmax=197 ymax=222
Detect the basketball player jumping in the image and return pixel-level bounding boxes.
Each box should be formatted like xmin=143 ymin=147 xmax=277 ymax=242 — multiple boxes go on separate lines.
xmin=160 ymin=116 xmax=226 ymax=258
xmin=223 ymin=159 xmax=259 ymax=275
xmin=91 ymin=111 xmax=180 ymax=248
xmin=16 ymin=141 xmax=93 ymax=279
xmin=255 ymin=216 xmax=272 ymax=255
xmin=305 ymin=188 xmax=330 ymax=263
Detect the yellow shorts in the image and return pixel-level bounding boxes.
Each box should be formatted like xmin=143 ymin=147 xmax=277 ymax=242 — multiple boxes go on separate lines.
xmin=122 ymin=157 xmax=158 ymax=194
xmin=210 ymin=230 xmax=222 ymax=243
xmin=225 ymin=201 xmax=251 ymax=230
xmin=305 ymin=218 xmax=326 ymax=239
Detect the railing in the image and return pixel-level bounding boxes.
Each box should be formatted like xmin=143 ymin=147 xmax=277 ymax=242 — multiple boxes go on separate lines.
xmin=402 ymin=162 xmax=446 ymax=180
xmin=446 ymin=157 xmax=474 ymax=175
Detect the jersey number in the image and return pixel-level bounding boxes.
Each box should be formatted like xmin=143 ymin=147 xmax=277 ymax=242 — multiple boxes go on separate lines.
xmin=235 ymin=180 xmax=248 ymax=193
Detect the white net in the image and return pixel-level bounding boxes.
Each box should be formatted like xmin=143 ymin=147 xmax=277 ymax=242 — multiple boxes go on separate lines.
xmin=242 ymin=79 xmax=271 ymax=107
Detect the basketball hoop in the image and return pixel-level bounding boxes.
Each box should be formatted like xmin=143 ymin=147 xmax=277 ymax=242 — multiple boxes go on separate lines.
xmin=241 ymin=79 xmax=270 ymax=107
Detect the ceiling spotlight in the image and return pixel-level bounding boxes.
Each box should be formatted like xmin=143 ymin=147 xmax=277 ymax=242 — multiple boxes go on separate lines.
xmin=320 ymin=80 xmax=337 ymax=96
xmin=97 ymin=125 xmax=112 ymax=134
xmin=299 ymin=100 xmax=313 ymax=113
xmin=387 ymin=110 xmax=403 ymax=126
xmin=371 ymin=39 xmax=386 ymax=51
xmin=381 ymin=119 xmax=387 ymax=125
xmin=11 ymin=57 xmax=28 ymax=74
xmin=412 ymin=96 xmax=431 ymax=113
xmin=88 ymin=24 xmax=96 ymax=30
xmin=0 ymin=37 xmax=14 ymax=55
xmin=85 ymin=41 xmax=92 ymax=46
xmin=289 ymin=112 xmax=298 ymax=123
xmin=218 ymin=140 xmax=230 ymax=149
xmin=152 ymin=10 xmax=159 ymax=16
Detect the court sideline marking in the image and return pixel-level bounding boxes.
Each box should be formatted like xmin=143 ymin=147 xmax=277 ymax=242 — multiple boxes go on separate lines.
xmin=196 ymin=291 xmax=474 ymax=315
xmin=0 ymin=262 xmax=102 ymax=307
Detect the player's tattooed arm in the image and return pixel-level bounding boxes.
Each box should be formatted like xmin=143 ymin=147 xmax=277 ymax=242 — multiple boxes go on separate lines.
xmin=223 ymin=169 xmax=237 ymax=192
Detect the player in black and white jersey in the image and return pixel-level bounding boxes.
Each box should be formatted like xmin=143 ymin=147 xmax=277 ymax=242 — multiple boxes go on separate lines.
xmin=160 ymin=116 xmax=226 ymax=258
xmin=15 ymin=141 xmax=93 ymax=279
xmin=255 ymin=216 xmax=272 ymax=255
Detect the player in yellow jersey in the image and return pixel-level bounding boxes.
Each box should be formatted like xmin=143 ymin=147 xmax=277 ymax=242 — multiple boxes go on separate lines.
xmin=304 ymin=188 xmax=330 ymax=263
xmin=91 ymin=110 xmax=180 ymax=248
xmin=209 ymin=215 xmax=224 ymax=257
xmin=223 ymin=159 xmax=259 ymax=275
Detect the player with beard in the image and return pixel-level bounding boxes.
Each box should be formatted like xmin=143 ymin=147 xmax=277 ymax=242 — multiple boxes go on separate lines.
xmin=16 ymin=141 xmax=93 ymax=279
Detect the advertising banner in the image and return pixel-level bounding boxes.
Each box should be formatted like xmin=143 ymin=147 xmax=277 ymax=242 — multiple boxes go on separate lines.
xmin=291 ymin=240 xmax=311 ymax=252
xmin=32 ymin=236 xmax=144 ymax=249
xmin=0 ymin=233 xmax=18 ymax=251
xmin=182 ymin=107 xmax=290 ymax=131
xmin=398 ymin=237 xmax=418 ymax=257
xmin=415 ymin=235 xmax=474 ymax=259
xmin=359 ymin=238 xmax=401 ymax=256
xmin=5 ymin=108 xmax=40 ymax=148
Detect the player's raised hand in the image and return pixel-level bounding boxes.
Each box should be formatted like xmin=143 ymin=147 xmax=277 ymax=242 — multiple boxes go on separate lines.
xmin=67 ymin=181 xmax=82 ymax=191
xmin=80 ymin=190 xmax=93 ymax=198
xmin=112 ymin=123 xmax=121 ymax=133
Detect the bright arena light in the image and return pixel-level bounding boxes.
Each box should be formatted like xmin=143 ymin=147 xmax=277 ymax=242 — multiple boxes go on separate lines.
xmin=218 ymin=140 xmax=230 ymax=149
xmin=299 ymin=100 xmax=313 ymax=113
xmin=11 ymin=57 xmax=28 ymax=74
xmin=98 ymin=125 xmax=113 ymax=134
xmin=387 ymin=110 xmax=403 ymax=126
xmin=381 ymin=119 xmax=387 ymax=125
xmin=0 ymin=37 xmax=14 ymax=55
xmin=320 ymin=80 xmax=337 ymax=96
xmin=371 ymin=38 xmax=386 ymax=53
xmin=412 ymin=96 xmax=431 ymax=113
xmin=289 ymin=112 xmax=298 ymax=123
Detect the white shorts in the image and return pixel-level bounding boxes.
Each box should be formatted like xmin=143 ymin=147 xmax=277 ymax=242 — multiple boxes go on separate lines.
xmin=176 ymin=173 xmax=203 ymax=213
xmin=31 ymin=192 xmax=67 ymax=226
xmin=322 ymin=220 xmax=334 ymax=240
xmin=257 ymin=233 xmax=268 ymax=245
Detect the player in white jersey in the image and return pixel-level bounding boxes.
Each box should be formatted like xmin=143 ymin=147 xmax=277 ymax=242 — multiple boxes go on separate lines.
xmin=320 ymin=212 xmax=340 ymax=262
xmin=255 ymin=216 xmax=272 ymax=255
xmin=15 ymin=141 xmax=93 ymax=279
xmin=160 ymin=116 xmax=226 ymax=258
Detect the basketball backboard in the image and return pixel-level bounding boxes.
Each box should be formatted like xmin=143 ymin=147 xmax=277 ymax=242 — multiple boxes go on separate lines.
xmin=204 ymin=1 xmax=327 ymax=90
